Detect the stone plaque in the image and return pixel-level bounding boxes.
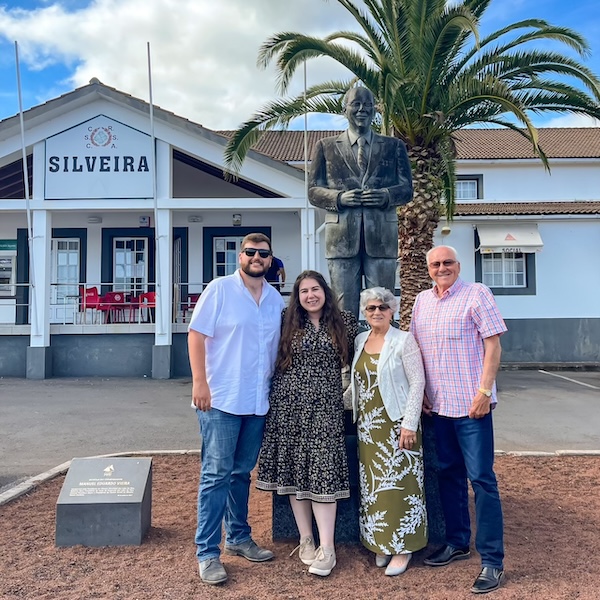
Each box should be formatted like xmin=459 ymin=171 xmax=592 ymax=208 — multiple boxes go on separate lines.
xmin=56 ymin=457 xmax=152 ymax=547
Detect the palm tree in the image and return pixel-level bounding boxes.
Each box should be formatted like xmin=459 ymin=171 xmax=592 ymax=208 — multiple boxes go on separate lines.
xmin=224 ymin=0 xmax=600 ymax=327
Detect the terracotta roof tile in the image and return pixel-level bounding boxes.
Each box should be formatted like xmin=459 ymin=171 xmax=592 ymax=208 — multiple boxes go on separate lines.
xmin=217 ymin=130 xmax=341 ymax=162
xmin=219 ymin=128 xmax=600 ymax=161
xmin=453 ymin=128 xmax=600 ymax=159
xmin=454 ymin=201 xmax=600 ymax=216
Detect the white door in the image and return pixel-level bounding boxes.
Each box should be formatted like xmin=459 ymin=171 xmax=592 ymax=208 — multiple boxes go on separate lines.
xmin=50 ymin=238 xmax=80 ymax=324
xmin=113 ymin=237 xmax=148 ymax=297
xmin=213 ymin=236 xmax=244 ymax=278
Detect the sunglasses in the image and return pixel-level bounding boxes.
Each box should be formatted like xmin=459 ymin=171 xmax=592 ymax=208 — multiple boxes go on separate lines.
xmin=429 ymin=259 xmax=457 ymax=268
xmin=242 ymin=248 xmax=272 ymax=258
xmin=364 ymin=304 xmax=390 ymax=313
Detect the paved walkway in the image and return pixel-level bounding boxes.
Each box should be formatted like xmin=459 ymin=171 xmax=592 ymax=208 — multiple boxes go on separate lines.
xmin=1 ymin=370 xmax=599 ymax=494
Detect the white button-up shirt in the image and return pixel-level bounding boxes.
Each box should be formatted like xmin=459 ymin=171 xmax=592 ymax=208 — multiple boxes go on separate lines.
xmin=188 ymin=270 xmax=285 ymax=416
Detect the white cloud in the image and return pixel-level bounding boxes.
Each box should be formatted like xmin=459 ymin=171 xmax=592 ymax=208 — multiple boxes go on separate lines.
xmin=0 ymin=0 xmax=356 ymax=129
xmin=2 ymin=1 xmax=600 ymax=131
xmin=540 ymin=113 xmax=600 ymax=128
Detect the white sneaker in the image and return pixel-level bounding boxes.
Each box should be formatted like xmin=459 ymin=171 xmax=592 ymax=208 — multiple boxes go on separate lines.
xmin=308 ymin=546 xmax=336 ymax=576
xmin=290 ymin=536 xmax=317 ymax=565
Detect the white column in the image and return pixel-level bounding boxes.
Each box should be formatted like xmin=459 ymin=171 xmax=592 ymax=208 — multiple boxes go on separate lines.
xmin=300 ymin=206 xmax=317 ymax=271
xmin=154 ymin=209 xmax=172 ymax=345
xmin=154 ymin=140 xmax=172 ymax=346
xmin=29 ymin=210 xmax=51 ymax=347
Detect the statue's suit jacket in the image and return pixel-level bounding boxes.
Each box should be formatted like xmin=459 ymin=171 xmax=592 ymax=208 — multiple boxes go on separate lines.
xmin=308 ymin=131 xmax=413 ymax=259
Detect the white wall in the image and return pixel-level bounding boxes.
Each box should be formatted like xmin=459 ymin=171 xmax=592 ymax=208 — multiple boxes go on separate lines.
xmin=0 ymin=213 xmax=27 ymax=237
xmin=436 ymin=219 xmax=600 ymax=319
xmin=173 ymin=160 xmax=263 ymax=198
xmin=179 ymin=210 xmax=303 ymax=290
xmin=457 ymin=161 xmax=600 ymax=202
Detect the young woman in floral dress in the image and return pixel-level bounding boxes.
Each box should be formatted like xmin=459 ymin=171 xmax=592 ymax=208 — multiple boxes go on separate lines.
xmin=257 ymin=270 xmax=358 ymax=577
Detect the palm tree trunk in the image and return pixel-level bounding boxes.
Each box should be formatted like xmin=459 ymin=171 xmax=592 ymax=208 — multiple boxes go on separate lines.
xmin=397 ymin=146 xmax=442 ymax=329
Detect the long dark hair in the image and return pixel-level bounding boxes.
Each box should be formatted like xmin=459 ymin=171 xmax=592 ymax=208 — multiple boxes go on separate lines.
xmin=276 ymin=270 xmax=349 ymax=371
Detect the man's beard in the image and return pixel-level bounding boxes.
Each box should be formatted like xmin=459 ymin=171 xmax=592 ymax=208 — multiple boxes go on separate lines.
xmin=241 ymin=262 xmax=268 ymax=278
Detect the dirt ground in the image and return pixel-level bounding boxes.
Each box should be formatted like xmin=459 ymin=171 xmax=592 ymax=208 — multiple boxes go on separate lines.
xmin=1 ymin=454 xmax=598 ymax=600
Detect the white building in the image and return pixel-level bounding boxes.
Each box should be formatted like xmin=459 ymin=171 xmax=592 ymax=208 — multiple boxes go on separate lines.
xmin=0 ymin=80 xmax=598 ymax=378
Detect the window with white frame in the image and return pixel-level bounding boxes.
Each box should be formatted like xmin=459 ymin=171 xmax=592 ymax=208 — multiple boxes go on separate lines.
xmin=214 ymin=236 xmax=244 ymax=277
xmin=51 ymin=238 xmax=80 ymax=303
xmin=0 ymin=255 xmax=16 ymax=296
xmin=113 ymin=238 xmax=148 ymax=296
xmin=481 ymin=251 xmax=526 ymax=288
xmin=455 ymin=175 xmax=482 ymax=201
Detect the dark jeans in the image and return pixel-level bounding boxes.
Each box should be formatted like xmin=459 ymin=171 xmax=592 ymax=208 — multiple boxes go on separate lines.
xmin=432 ymin=412 xmax=504 ymax=569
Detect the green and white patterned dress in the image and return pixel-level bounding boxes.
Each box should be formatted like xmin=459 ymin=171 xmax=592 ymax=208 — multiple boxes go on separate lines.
xmin=354 ymin=342 xmax=428 ymax=555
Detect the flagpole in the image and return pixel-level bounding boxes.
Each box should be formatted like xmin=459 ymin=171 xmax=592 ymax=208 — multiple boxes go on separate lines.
xmin=302 ymin=60 xmax=316 ymax=270
xmin=147 ymin=42 xmax=163 ymax=334
xmin=303 ymin=60 xmax=309 ymax=210
xmin=15 ymin=41 xmax=39 ymax=336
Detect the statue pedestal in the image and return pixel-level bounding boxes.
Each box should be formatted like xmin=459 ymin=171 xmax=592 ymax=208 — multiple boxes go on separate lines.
xmin=271 ymin=411 xmax=445 ymax=545
xmin=421 ymin=413 xmax=446 ymax=545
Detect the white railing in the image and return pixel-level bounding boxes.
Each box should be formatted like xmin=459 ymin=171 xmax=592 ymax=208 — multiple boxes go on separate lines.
xmin=1 ymin=280 xmax=286 ymax=331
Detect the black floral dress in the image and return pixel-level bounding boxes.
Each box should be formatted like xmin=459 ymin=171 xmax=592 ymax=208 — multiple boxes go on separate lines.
xmin=257 ymin=311 xmax=358 ymax=502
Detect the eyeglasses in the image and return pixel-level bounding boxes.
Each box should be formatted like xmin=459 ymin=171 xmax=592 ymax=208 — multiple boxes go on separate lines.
xmin=347 ymin=101 xmax=373 ymax=110
xmin=429 ymin=259 xmax=457 ymax=268
xmin=364 ymin=304 xmax=390 ymax=313
xmin=242 ymin=248 xmax=272 ymax=258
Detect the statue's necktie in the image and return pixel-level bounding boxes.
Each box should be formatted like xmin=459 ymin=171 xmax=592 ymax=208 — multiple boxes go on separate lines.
xmin=357 ymin=136 xmax=368 ymax=176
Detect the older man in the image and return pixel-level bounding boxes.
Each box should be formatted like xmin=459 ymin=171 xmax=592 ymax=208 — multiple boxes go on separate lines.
xmin=308 ymin=86 xmax=413 ymax=318
xmin=410 ymin=245 xmax=507 ymax=594
xmin=188 ymin=233 xmax=285 ymax=585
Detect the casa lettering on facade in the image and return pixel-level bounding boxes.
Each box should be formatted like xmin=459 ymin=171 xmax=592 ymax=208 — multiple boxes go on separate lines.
xmin=47 ymin=155 xmax=149 ymax=173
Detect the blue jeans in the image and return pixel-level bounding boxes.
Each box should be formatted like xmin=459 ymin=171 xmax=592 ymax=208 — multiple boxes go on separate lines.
xmin=195 ymin=408 xmax=265 ymax=562
xmin=432 ymin=412 xmax=504 ymax=570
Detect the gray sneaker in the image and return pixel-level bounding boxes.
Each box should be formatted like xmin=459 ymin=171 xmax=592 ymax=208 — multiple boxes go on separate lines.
xmin=289 ymin=536 xmax=317 ymax=565
xmin=199 ymin=558 xmax=228 ymax=585
xmin=224 ymin=539 xmax=274 ymax=562
xmin=308 ymin=546 xmax=336 ymax=576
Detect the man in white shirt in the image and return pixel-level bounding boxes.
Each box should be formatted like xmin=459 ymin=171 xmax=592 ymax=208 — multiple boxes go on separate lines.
xmin=188 ymin=233 xmax=285 ymax=585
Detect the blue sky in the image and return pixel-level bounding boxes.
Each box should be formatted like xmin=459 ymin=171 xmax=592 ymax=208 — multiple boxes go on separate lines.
xmin=0 ymin=0 xmax=599 ymax=130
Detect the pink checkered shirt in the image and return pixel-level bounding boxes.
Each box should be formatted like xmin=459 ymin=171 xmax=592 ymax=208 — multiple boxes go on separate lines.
xmin=410 ymin=278 xmax=507 ymax=417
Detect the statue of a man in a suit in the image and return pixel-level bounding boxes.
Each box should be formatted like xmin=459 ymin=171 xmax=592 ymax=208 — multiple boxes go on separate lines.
xmin=308 ymin=86 xmax=413 ymax=317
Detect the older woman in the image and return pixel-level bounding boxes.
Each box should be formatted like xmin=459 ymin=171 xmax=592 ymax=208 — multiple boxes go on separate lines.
xmin=350 ymin=287 xmax=427 ymax=576
xmin=257 ymin=270 xmax=358 ymax=577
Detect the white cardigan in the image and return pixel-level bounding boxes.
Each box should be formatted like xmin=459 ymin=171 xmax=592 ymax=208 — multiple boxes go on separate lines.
xmin=350 ymin=326 xmax=425 ymax=431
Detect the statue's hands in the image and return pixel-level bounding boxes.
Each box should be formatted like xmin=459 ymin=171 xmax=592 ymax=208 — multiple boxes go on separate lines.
xmin=338 ymin=189 xmax=363 ymax=207
xmin=361 ymin=188 xmax=389 ymax=207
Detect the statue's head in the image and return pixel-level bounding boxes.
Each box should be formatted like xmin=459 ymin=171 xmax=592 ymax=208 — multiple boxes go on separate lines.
xmin=343 ymin=87 xmax=375 ymax=135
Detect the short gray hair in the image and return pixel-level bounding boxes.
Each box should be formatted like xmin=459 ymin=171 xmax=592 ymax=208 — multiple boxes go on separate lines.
xmin=359 ymin=287 xmax=398 ymax=314
xmin=426 ymin=245 xmax=459 ymax=264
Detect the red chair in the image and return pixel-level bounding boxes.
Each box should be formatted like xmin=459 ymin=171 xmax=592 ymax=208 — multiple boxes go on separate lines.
xmin=99 ymin=291 xmax=127 ymax=323
xmin=79 ymin=286 xmax=101 ymax=324
xmin=137 ymin=291 xmax=156 ymax=323
xmin=182 ymin=293 xmax=200 ymax=323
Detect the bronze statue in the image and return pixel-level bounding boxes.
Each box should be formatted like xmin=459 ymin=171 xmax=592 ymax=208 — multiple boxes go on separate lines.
xmin=308 ymin=87 xmax=413 ymax=317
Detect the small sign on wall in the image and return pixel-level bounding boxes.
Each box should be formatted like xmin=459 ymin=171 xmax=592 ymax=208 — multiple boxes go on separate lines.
xmin=139 ymin=216 xmax=151 ymax=227
xmin=233 ymin=213 xmax=242 ymax=227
